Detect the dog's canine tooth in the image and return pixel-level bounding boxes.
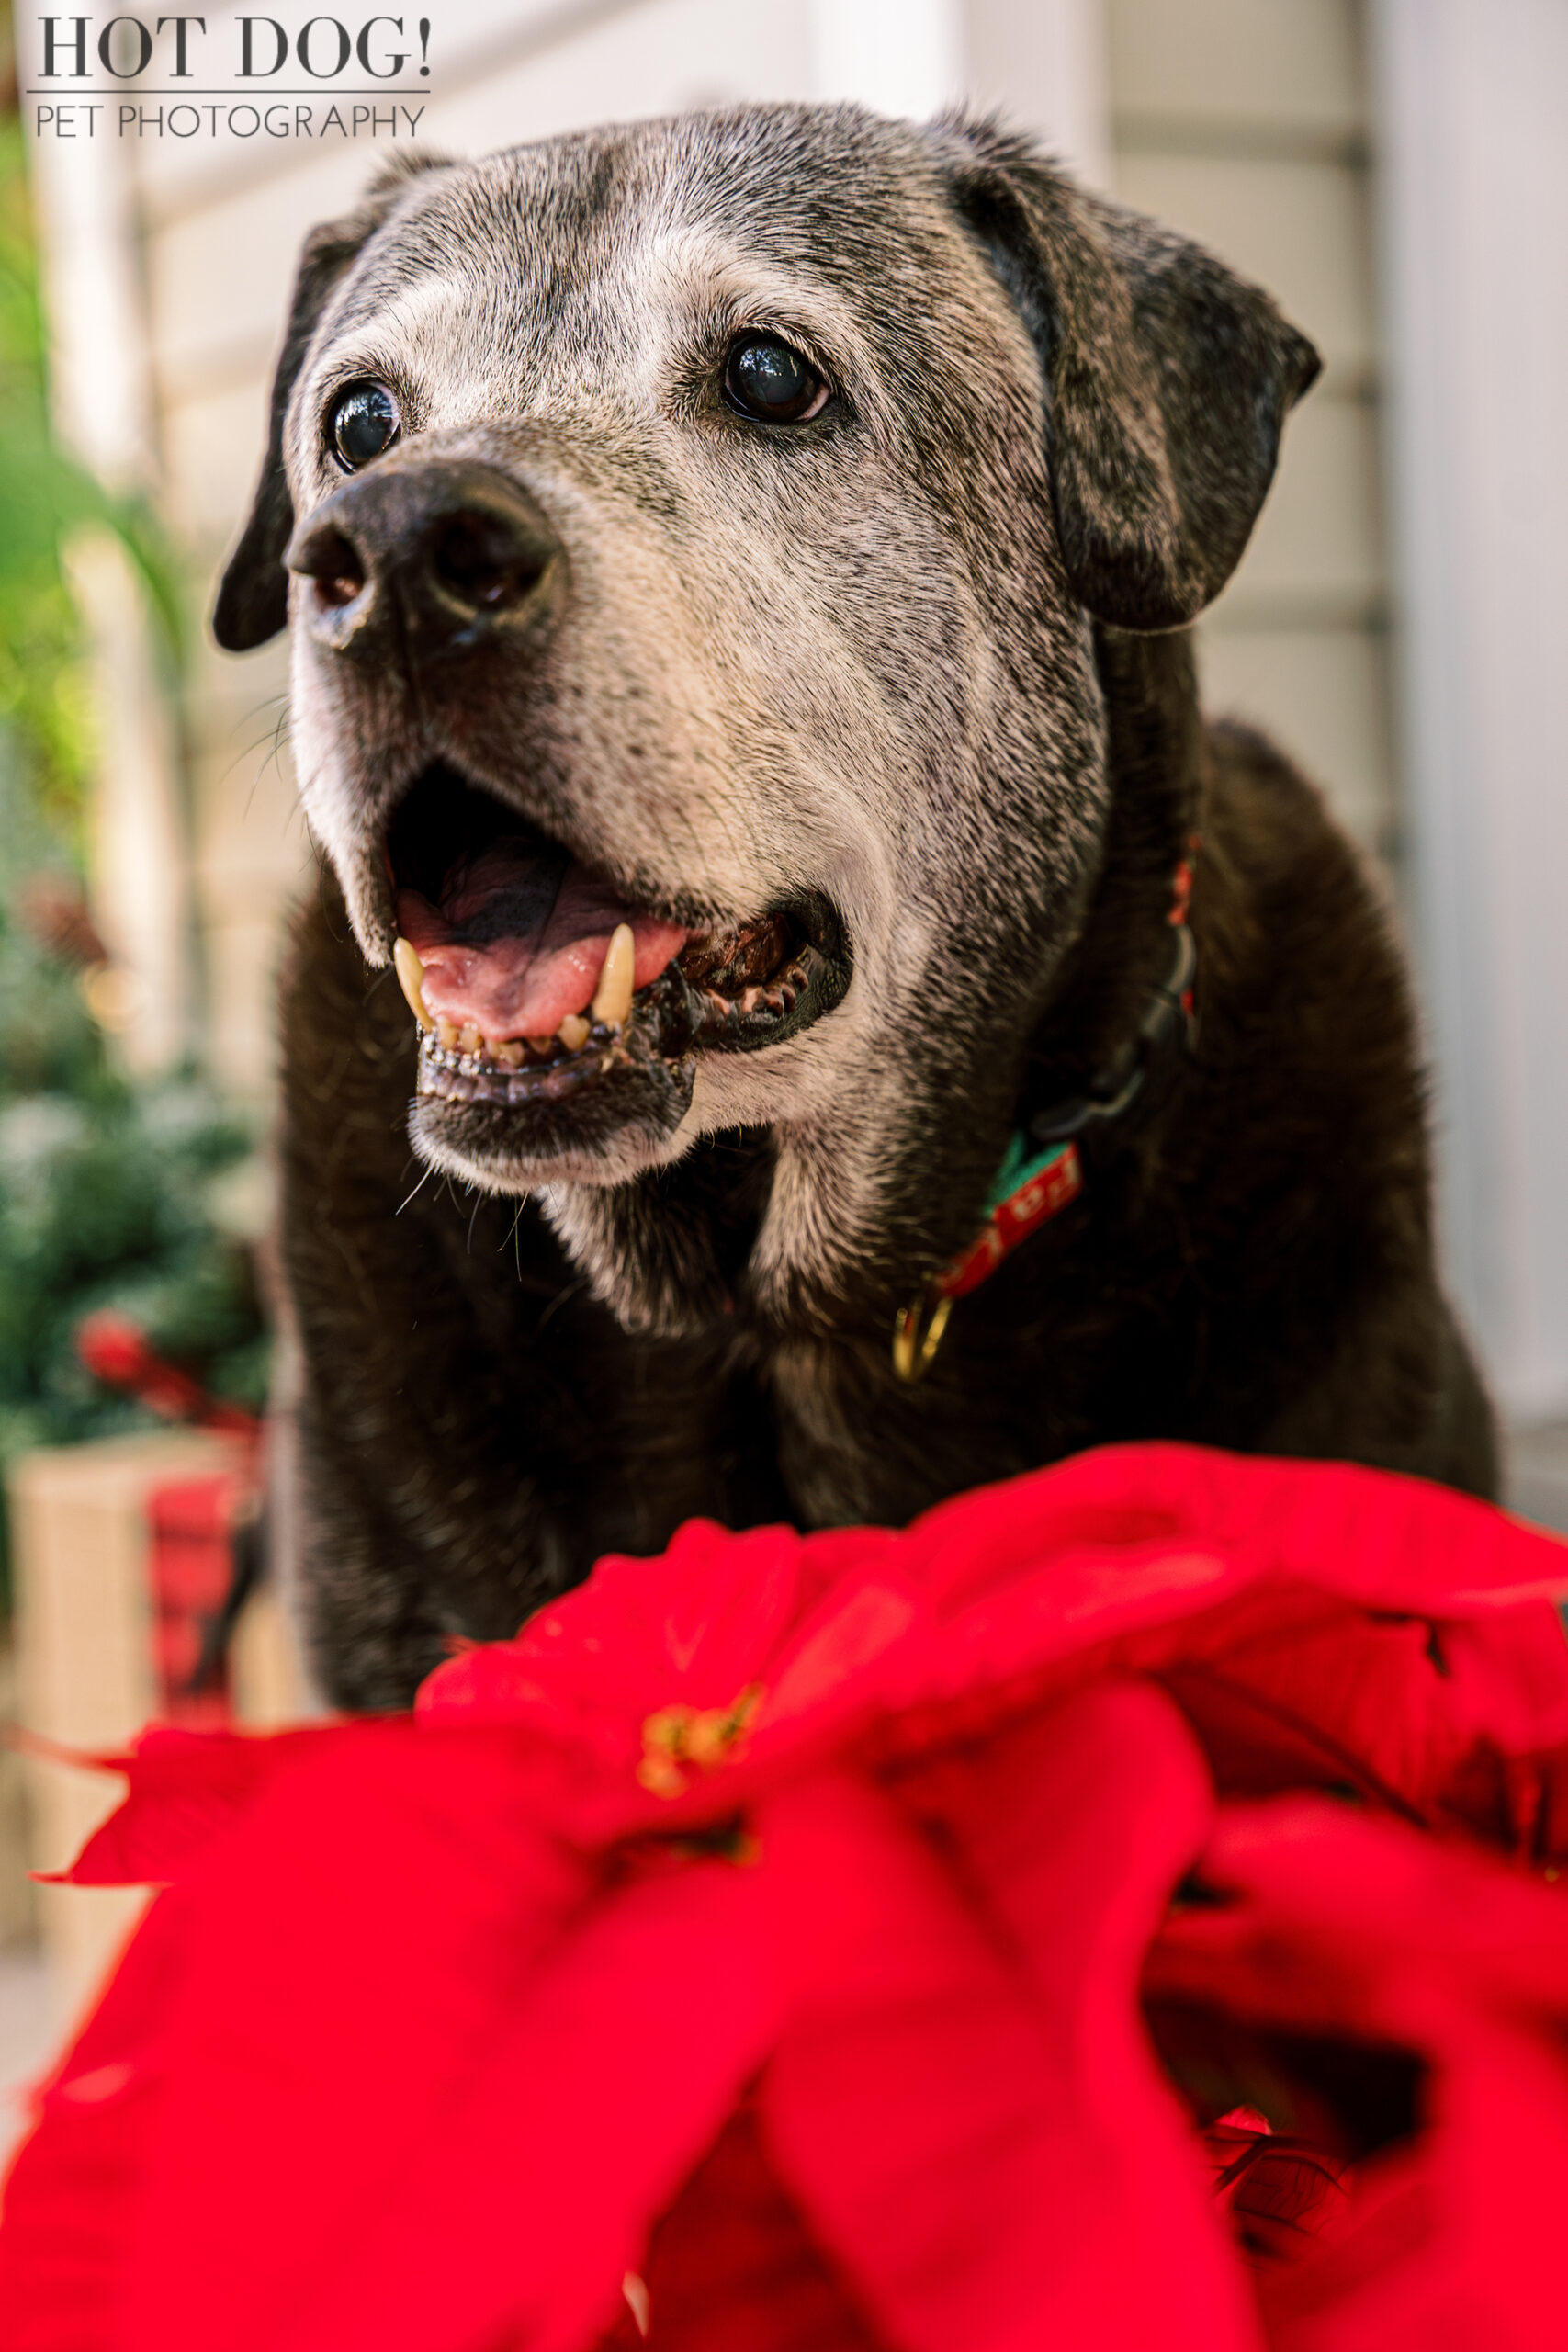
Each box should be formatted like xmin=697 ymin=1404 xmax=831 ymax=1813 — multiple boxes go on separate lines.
xmin=591 ymin=923 xmax=636 ymax=1028
xmin=392 ymin=937 xmax=433 ymax=1029
xmin=558 ymin=1013 xmax=592 ymax=1051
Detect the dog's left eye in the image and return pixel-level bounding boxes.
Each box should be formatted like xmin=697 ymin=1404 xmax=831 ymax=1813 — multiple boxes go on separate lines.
xmin=723 ymin=334 xmax=830 ymax=424
xmin=329 ymin=381 xmax=400 ymax=470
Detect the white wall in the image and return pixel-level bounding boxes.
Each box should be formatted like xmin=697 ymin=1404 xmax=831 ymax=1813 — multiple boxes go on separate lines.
xmin=1372 ymin=0 xmax=1568 ymax=1422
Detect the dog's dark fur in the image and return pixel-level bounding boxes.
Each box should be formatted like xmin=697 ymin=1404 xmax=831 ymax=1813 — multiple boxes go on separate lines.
xmin=220 ymin=107 xmax=1496 ymax=1709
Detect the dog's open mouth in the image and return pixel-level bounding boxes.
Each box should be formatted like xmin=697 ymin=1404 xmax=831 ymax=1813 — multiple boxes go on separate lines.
xmin=384 ymin=763 xmax=849 ymax=1114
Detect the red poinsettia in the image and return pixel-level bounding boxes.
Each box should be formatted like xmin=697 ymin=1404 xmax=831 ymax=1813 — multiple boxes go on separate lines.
xmin=4 ymin=1442 xmax=1568 ymax=2350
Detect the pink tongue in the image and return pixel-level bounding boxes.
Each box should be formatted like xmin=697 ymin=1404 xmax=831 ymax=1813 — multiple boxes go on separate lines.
xmin=398 ymin=844 xmax=688 ymax=1041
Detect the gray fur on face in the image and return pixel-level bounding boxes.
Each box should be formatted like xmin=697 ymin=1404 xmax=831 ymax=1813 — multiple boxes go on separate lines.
xmin=217 ymin=105 xmax=1317 ymax=1337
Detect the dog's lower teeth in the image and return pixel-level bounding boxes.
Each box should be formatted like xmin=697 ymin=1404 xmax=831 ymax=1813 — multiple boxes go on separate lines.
xmin=429 ymin=1019 xmax=601 ymax=1074
xmin=414 ymin=921 xmax=820 ymax=1104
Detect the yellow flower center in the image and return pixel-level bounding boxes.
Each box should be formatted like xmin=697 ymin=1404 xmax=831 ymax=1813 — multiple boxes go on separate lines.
xmin=636 ymin=1682 xmax=763 ymax=1797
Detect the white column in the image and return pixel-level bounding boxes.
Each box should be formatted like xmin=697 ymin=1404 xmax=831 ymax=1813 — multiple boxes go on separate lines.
xmin=26 ymin=127 xmax=155 ymax=490
xmin=809 ymin=0 xmax=965 ymax=119
xmin=1371 ymin=0 xmax=1568 ymax=1423
xmin=808 ymin=0 xmax=1110 ymax=188
xmin=62 ymin=533 xmax=193 ymax=1076
xmin=964 ymin=0 xmax=1111 ymax=188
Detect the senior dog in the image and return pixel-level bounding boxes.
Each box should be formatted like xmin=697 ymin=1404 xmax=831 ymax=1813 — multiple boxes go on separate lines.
xmin=215 ymin=107 xmax=1495 ymax=1709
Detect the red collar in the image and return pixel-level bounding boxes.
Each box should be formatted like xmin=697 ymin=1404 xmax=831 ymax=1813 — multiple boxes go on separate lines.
xmin=893 ymin=844 xmax=1198 ymax=1383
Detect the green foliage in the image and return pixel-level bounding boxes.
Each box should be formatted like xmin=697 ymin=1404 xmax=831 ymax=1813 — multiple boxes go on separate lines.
xmin=0 ymin=1065 xmax=271 ymax=1458
xmin=0 ymin=743 xmax=271 ymax=1599
xmin=0 ymin=112 xmax=182 ymax=832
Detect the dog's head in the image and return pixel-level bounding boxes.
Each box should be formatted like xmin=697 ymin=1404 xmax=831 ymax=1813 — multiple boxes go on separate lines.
xmin=217 ymin=107 xmax=1316 ymax=1329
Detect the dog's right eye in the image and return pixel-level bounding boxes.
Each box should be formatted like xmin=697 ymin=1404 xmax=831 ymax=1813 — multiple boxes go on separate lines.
xmin=329 ymin=382 xmax=400 ymax=471
xmin=723 ymin=334 xmax=829 ymax=425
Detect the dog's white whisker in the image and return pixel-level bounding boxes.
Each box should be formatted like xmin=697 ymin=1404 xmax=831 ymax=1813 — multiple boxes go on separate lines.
xmin=393 ymin=1161 xmax=435 ymax=1216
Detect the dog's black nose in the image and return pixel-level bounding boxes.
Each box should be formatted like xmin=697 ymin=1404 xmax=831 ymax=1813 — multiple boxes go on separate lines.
xmin=286 ymin=463 xmax=561 ymax=666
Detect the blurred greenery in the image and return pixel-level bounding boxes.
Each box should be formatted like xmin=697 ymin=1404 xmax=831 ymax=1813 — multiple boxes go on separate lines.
xmin=0 ymin=819 xmax=273 ymax=1467
xmin=0 ymin=73 xmax=270 ymax=1605
xmin=0 ymin=110 xmax=181 ymax=827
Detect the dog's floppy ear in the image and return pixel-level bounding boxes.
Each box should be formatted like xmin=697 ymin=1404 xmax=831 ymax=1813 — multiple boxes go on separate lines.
xmin=212 ymin=153 xmax=449 ymax=653
xmin=938 ymin=119 xmax=1320 ymax=632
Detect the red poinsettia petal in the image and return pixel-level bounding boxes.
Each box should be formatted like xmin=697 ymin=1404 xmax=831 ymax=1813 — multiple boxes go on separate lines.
xmin=910 ymin=1444 xmax=1568 ymax=1626
xmin=1201 ymin=2119 xmax=1350 ymax=2265
xmin=753 ymin=1577 xmax=921 ymax=1736
xmin=1 ymin=1721 xmax=592 ymax=2350
xmin=883 ymin=1447 xmax=1568 ymax=1838
xmin=757 ymin=1770 xmax=1078 ymax=2351
xmin=892 ymin=1681 xmax=1263 ymax=2347
xmin=611 ymin=2099 xmax=888 ymax=2352
xmin=0 ymin=1884 xmax=193 ymax=2342
xmin=1155 ymin=1798 xmax=1568 ymax=2033
xmin=1145 ymin=1601 xmax=1568 ymax=1839
xmin=10 ymin=1442 xmax=1568 ymax=2349
xmin=419 ymin=1521 xmax=818 ymax=1760
xmin=886 ymin=1446 xmax=1568 ymax=1740
xmin=230 ymin=1855 xmax=785 ymax=2352
xmin=1150 ymin=1798 xmax=1568 ymax=2349
xmin=116 ymin=1722 xmax=592 ymax=2349
xmin=1261 ymin=2007 xmax=1568 ymax=2352
xmin=53 ymin=1724 xmax=341 ymax=1887
xmin=414 ymin=1446 xmax=1568 ymax=1868
xmin=755 ymin=1715 xmax=1260 ymax=2351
